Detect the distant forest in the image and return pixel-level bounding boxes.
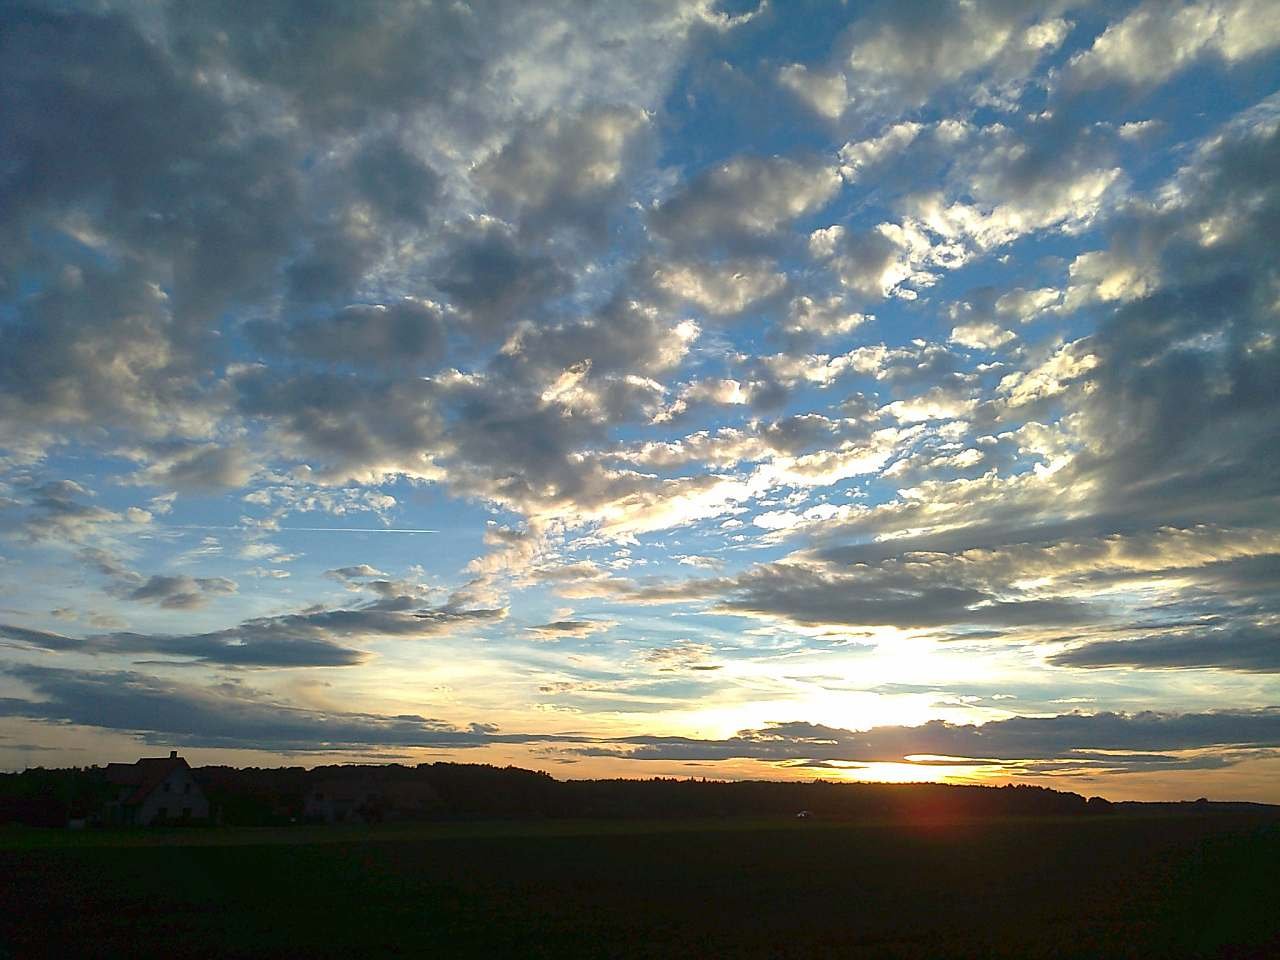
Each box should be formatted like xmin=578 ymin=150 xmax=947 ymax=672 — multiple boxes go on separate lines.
xmin=0 ymin=761 xmax=1254 ymax=829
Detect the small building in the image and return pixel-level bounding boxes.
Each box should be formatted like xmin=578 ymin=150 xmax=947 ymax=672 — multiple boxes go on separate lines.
xmin=103 ymin=751 xmax=209 ymax=826
xmin=304 ymin=776 xmax=443 ymax=824
xmin=304 ymin=778 xmax=383 ymax=824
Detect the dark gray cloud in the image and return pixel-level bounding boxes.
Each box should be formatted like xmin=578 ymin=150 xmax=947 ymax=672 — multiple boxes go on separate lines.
xmin=602 ymin=710 xmax=1280 ymax=766
xmin=0 ymin=3 xmax=302 ymax=319
xmin=432 ymin=218 xmax=573 ymax=340
xmin=760 ymin=412 xmax=876 ymax=456
xmin=144 ymin=444 xmax=256 ymax=493
xmin=246 ymin=300 xmax=447 ymax=370
xmin=350 ymin=135 xmax=442 ymax=226
xmin=649 ymin=155 xmax=839 ymax=252
xmin=233 ymin=367 xmax=446 ymax=483
xmin=165 ymin=0 xmax=533 ymax=133
xmin=0 ymin=267 xmax=221 ymax=448
xmin=122 ymin=575 xmax=238 ymax=611
xmin=475 ymin=105 xmax=651 ymax=238
xmin=809 ymin=225 xmax=909 ymax=301
xmin=1051 ymin=624 xmax=1280 ymax=673
xmin=0 ymin=624 xmax=83 ymax=653
xmin=440 ymin=379 xmax=608 ymax=510
xmin=0 ymin=664 xmax=550 ymax=752
xmin=0 ymin=620 xmax=363 ymax=669
xmin=232 ymin=288 xmax=695 ymax=512
xmin=1064 ymin=105 xmax=1280 ymax=526
xmin=1 ymin=0 xmax=703 ymax=464
xmin=779 ymin=0 xmax=1071 ymax=119
xmin=0 ymin=480 xmax=137 ymax=543
xmin=495 ymin=294 xmax=695 ymax=382
xmin=0 ymin=593 xmax=503 ymax=668
xmin=717 ymin=561 xmax=1096 ymax=631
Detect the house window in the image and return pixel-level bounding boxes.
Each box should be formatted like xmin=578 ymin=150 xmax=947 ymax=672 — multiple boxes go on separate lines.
xmin=182 ymin=807 xmax=192 ymax=819
xmin=184 ymin=782 xmax=191 ymax=795
xmin=163 ymin=782 xmax=171 ymax=792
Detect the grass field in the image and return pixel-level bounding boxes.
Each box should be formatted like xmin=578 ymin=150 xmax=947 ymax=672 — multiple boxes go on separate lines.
xmin=2 ymin=814 xmax=1277 ymax=958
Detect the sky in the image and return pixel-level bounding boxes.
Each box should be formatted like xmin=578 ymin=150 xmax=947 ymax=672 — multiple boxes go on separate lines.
xmin=1 ymin=0 xmax=1279 ymax=801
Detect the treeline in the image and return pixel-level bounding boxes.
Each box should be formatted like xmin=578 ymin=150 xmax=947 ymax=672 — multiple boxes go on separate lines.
xmin=0 ymin=761 xmax=1126 ymax=827
xmin=0 ymin=766 xmax=116 ymax=827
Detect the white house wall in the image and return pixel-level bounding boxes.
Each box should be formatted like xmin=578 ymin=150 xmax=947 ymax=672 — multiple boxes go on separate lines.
xmin=136 ymin=767 xmax=210 ymax=825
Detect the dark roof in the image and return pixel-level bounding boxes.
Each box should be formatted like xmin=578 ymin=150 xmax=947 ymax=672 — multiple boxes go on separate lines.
xmin=104 ymin=756 xmax=191 ymax=806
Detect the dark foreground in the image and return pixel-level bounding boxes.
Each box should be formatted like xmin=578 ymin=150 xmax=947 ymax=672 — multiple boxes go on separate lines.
xmin=2 ymin=814 xmax=1277 ymax=959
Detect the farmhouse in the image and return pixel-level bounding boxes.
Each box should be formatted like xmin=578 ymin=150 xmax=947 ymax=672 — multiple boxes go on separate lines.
xmin=304 ymin=775 xmax=443 ymax=824
xmin=103 ymin=751 xmax=209 ymax=826
xmin=304 ymin=777 xmax=382 ymax=824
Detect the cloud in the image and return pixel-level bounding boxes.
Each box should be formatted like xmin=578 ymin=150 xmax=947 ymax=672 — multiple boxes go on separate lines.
xmin=0 ymin=268 xmax=222 ymax=454
xmin=649 ymin=155 xmax=839 ymax=249
xmin=995 ymin=340 xmax=1097 ymax=408
xmin=140 ymin=444 xmax=257 ymax=493
xmin=838 ymin=122 xmax=925 ymax=180
xmin=652 ymin=258 xmax=787 ymax=315
xmin=0 ymin=664 xmax=554 ymax=752
xmin=0 ymin=592 xmax=503 ymax=668
xmin=809 ymin=117 xmax=1124 ymax=304
xmin=527 ymin=619 xmax=616 ymax=641
xmin=883 ymin=388 xmax=977 ymax=424
xmin=233 ymin=367 xmax=447 ymax=484
xmin=776 ymin=63 xmax=849 ymax=120
xmin=641 ymin=641 xmax=721 ymax=672
xmin=0 ymin=0 xmax=709 ymax=457
xmin=1066 ymin=98 xmax=1280 ymax=520
xmin=949 ymin=322 xmax=1016 ymax=351
xmin=0 ymin=620 xmax=364 ymax=669
xmin=432 ymin=217 xmax=573 ymax=341
xmin=1064 ymin=0 xmax=1280 ymax=91
xmin=124 ymin=575 xmax=238 ymax=611
xmin=498 ymin=296 xmax=699 ymax=383
xmin=1 ymin=666 xmax=1278 ymax=774
xmin=327 ymin=564 xmax=389 ymax=581
xmin=601 ymin=710 xmax=1280 ymax=767
xmin=781 ymin=3 xmax=1071 ymax=119
xmin=779 ymin=295 xmax=869 ymax=341
xmin=713 ymin=560 xmax=1096 ymax=632
xmin=0 ymin=624 xmax=84 ymax=653
xmin=0 ymin=480 xmax=147 ymax=543
xmin=475 ymin=105 xmax=651 ymax=237
xmin=246 ymin=300 xmax=447 ymax=371
xmin=808 ymin=224 xmax=926 ymax=300
xmin=1051 ymin=624 xmax=1280 ymax=673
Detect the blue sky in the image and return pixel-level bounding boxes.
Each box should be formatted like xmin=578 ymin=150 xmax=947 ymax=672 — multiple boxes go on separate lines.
xmin=2 ymin=0 xmax=1279 ymax=800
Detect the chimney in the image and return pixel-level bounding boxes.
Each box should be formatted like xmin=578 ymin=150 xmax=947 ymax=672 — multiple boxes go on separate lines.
xmin=170 ymin=750 xmax=178 ymax=759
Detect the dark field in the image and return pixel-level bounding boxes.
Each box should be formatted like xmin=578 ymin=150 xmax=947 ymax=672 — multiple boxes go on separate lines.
xmin=2 ymin=814 xmax=1277 ymax=959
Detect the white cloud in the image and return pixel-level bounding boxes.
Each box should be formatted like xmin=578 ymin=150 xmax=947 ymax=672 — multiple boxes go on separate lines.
xmin=1067 ymin=0 xmax=1280 ymax=90
xmin=949 ymin=322 xmax=1016 ymax=350
xmin=777 ymin=64 xmax=848 ymax=119
xmin=652 ymin=258 xmax=786 ymax=314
